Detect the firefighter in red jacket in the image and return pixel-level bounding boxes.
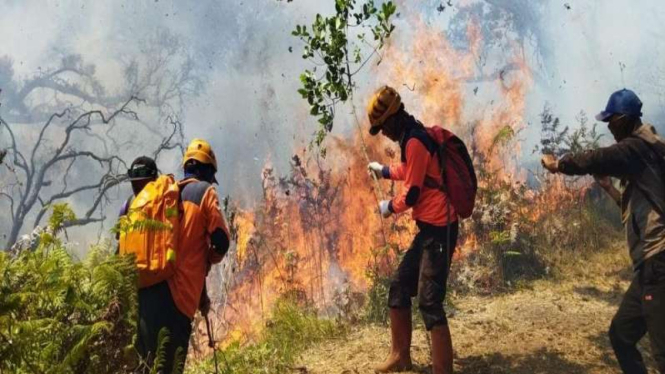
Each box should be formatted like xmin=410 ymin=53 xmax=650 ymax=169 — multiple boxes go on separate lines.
xmin=367 ymin=86 xmax=458 ymax=374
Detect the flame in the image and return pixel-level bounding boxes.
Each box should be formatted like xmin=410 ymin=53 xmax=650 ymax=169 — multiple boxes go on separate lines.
xmin=377 ymin=17 xmax=478 ymax=129
xmin=203 ymin=12 xmax=582 ymax=349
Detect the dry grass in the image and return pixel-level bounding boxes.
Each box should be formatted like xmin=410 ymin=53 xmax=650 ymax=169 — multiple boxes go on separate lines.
xmin=296 ymin=243 xmax=657 ymax=374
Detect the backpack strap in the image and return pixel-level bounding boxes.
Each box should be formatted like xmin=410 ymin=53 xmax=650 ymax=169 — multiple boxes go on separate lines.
xmin=400 ymin=126 xmax=438 ymax=162
xmin=399 ymin=127 xmax=446 ymax=191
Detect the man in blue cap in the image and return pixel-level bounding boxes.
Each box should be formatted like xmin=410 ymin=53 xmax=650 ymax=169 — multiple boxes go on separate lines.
xmin=542 ymin=89 xmax=665 ymax=373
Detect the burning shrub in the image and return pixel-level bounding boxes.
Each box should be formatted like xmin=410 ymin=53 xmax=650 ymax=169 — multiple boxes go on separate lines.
xmin=451 ymin=169 xmax=547 ymax=292
xmin=217 ymin=143 xmax=414 ymax=340
xmin=529 ymin=106 xmax=621 ymax=260
xmin=449 ymin=178 xmax=619 ymax=293
xmin=217 ymin=117 xmax=622 ymax=341
xmin=447 ymin=105 xmax=619 ymax=293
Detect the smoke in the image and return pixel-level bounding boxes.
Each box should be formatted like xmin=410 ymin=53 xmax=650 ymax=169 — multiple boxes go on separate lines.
xmin=502 ymin=0 xmax=665 ymax=141
xmin=1 ymin=0 xmax=664 ymax=247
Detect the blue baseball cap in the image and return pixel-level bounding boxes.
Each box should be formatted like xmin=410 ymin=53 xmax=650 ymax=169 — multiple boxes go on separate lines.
xmin=595 ymin=89 xmax=643 ymax=122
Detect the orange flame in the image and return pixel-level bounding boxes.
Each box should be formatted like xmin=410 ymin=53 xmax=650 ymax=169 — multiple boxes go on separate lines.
xmin=204 ymin=13 xmax=576 ymax=349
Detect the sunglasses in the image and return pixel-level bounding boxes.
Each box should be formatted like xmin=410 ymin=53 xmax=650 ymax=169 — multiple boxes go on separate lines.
xmin=128 ymin=165 xmax=157 ymax=179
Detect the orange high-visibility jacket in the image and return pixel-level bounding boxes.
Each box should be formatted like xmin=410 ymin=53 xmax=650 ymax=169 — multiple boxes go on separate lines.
xmin=385 ymin=127 xmax=456 ymax=226
xmin=167 ymin=178 xmax=230 ymax=319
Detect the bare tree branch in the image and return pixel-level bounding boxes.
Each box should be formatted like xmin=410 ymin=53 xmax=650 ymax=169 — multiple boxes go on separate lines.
xmin=33 ymin=181 xmax=108 ymax=228
xmin=0 ymin=116 xmax=29 ymax=174
xmin=61 ymin=158 xmax=77 ymax=193
xmin=153 ymin=116 xmax=185 ymax=161
xmin=0 ymin=29 xmax=201 ymax=249
xmin=1 ymin=96 xmax=145 ymax=247
xmin=0 ymin=192 xmax=15 ymax=221
xmin=2 ymin=55 xmax=111 ymax=123
xmin=30 ymin=108 xmax=71 ymax=174
xmin=78 ymin=173 xmax=128 ymax=225
xmin=17 ymin=98 xmax=140 ymax=231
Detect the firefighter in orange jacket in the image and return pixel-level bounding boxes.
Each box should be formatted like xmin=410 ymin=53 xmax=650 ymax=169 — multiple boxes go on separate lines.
xmin=367 ymin=86 xmax=458 ymax=374
xmin=136 ymin=139 xmax=231 ymax=374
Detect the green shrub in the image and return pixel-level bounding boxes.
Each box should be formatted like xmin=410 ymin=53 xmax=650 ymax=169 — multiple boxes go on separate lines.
xmin=0 ymin=205 xmax=139 ymax=374
xmin=186 ymin=296 xmax=342 ymax=374
xmin=363 ymin=244 xmax=398 ymax=325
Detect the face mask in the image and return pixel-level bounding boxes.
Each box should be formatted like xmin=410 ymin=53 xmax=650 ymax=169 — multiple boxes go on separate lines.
xmin=381 ymin=115 xmax=403 ymax=142
xmin=185 ymin=163 xmax=216 ymax=183
xmin=608 ymin=114 xmax=636 ymax=142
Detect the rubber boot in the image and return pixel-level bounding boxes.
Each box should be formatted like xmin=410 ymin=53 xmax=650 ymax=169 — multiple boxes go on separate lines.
xmin=375 ymin=308 xmax=413 ymax=373
xmin=430 ymin=324 xmax=453 ymax=374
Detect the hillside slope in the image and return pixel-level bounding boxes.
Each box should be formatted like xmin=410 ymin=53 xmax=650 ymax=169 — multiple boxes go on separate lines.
xmin=296 ymin=247 xmax=657 ymax=374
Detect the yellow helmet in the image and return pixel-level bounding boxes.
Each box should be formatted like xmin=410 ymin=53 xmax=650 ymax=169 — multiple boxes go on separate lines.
xmin=182 ymin=138 xmax=217 ymax=171
xmin=367 ymin=85 xmax=402 ymax=135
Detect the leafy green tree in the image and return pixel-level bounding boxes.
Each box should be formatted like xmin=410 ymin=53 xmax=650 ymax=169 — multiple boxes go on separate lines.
xmin=292 ymin=0 xmax=397 ymax=156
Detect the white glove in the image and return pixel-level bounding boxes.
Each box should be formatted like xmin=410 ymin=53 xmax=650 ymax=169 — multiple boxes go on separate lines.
xmin=368 ymin=162 xmax=385 ymax=179
xmin=379 ymin=200 xmax=392 ymax=218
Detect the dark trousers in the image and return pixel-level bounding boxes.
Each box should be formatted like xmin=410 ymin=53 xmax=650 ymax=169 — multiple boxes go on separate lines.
xmin=388 ymin=221 xmax=458 ymax=330
xmin=137 ymin=282 xmax=192 ymax=374
xmin=610 ymin=252 xmax=665 ymax=373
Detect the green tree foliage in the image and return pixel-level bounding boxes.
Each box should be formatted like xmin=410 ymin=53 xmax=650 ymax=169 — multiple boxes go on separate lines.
xmin=0 ymin=205 xmax=139 ymax=374
xmin=292 ymin=0 xmax=397 ymax=155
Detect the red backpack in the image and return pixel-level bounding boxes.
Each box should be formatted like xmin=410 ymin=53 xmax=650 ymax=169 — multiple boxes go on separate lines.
xmin=425 ymin=126 xmax=477 ymax=219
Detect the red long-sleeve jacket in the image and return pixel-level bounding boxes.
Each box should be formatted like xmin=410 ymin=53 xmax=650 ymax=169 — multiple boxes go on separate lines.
xmin=383 ymin=127 xmax=456 ymax=226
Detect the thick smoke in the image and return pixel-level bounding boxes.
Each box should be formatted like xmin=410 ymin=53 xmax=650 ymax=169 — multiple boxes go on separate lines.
xmin=1 ymin=0 xmax=664 ymax=248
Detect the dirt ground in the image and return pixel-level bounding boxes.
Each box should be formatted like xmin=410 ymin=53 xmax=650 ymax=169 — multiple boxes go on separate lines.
xmin=297 ymin=247 xmax=658 ymax=374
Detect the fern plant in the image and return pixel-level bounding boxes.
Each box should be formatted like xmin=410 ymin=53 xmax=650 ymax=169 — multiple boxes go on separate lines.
xmin=112 ymin=208 xmax=174 ymax=238
xmin=0 ymin=205 xmax=140 ymax=374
